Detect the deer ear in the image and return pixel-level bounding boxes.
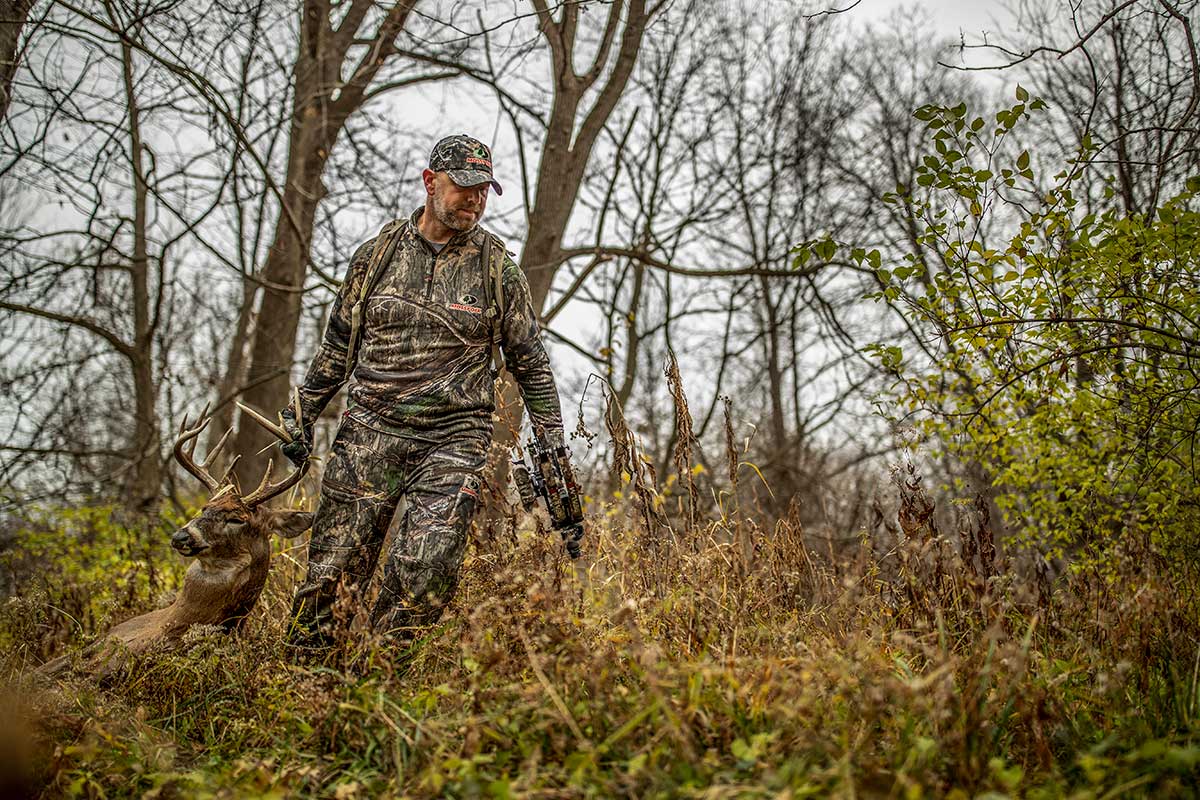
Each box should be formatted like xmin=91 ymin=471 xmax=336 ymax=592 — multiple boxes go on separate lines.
xmin=273 ymin=510 xmax=315 ymax=538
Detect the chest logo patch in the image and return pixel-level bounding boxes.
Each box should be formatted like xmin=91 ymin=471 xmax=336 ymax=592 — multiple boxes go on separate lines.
xmin=449 ymin=294 xmax=483 ymax=315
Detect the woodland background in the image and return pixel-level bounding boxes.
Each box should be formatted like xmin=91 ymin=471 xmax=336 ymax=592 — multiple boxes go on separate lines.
xmin=1 ymin=0 xmax=1199 ymax=797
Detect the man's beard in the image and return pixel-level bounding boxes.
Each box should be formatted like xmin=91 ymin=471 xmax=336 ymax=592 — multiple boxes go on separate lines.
xmin=432 ymin=193 xmax=480 ymax=231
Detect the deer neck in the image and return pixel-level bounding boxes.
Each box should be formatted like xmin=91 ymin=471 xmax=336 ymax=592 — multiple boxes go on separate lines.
xmin=170 ymin=537 xmax=271 ymax=625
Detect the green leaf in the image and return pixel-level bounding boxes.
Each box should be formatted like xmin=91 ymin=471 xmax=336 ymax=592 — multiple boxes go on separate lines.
xmin=486 ymin=778 xmax=513 ymax=799
xmin=1016 ymin=84 xmax=1029 ymax=102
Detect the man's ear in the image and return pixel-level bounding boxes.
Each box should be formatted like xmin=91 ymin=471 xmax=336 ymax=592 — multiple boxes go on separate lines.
xmin=273 ymin=510 xmax=315 ymax=539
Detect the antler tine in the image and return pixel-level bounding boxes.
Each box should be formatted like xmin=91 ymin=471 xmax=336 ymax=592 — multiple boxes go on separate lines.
xmin=255 ymin=457 xmax=273 ymax=497
xmin=218 ymin=454 xmax=242 ymax=488
xmin=242 ymin=457 xmax=310 ymax=509
xmin=236 ymin=401 xmax=293 ymax=442
xmin=172 ymin=405 xmax=224 ymax=493
xmin=203 ymin=425 xmax=234 ymax=471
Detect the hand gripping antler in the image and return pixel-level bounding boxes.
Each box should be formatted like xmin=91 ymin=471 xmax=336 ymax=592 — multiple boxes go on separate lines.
xmin=236 ymin=401 xmax=309 ymax=508
xmin=173 ymin=406 xmax=238 ymax=493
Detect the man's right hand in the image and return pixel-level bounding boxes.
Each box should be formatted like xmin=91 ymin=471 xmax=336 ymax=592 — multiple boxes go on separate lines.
xmin=279 ymin=407 xmax=312 ymax=467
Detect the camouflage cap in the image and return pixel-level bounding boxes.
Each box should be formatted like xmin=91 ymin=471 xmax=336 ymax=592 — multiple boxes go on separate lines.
xmin=429 ymin=134 xmax=503 ymax=196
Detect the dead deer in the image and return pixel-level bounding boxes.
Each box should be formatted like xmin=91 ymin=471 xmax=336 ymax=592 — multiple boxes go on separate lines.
xmin=40 ymin=408 xmax=312 ymax=678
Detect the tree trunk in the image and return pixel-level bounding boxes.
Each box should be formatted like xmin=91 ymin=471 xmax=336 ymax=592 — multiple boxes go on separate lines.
xmin=204 ymin=280 xmax=256 ymax=462
xmin=233 ymin=123 xmax=331 ymax=486
xmin=758 ymin=274 xmax=795 ymax=515
xmin=117 ymin=24 xmax=161 ymax=513
xmin=0 ymin=0 xmax=33 ymax=121
xmin=231 ymin=0 xmax=417 ymax=485
xmin=521 ymin=145 xmax=588 ymax=309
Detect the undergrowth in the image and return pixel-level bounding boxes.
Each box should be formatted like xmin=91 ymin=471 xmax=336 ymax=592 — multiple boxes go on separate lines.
xmin=2 ymin=461 xmax=1198 ymax=798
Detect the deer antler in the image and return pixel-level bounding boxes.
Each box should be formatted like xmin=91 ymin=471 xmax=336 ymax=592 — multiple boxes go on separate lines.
xmin=236 ymin=401 xmax=309 ymax=508
xmin=173 ymin=406 xmax=237 ymax=493
xmin=240 ymin=456 xmax=309 ymax=508
xmin=235 ymin=401 xmax=294 ymax=443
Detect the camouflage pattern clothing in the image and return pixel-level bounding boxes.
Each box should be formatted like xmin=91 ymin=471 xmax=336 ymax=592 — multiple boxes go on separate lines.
xmin=289 ymin=414 xmax=488 ymax=649
xmin=293 ymin=207 xmax=562 ymax=435
xmin=287 ymin=207 xmax=564 ymax=650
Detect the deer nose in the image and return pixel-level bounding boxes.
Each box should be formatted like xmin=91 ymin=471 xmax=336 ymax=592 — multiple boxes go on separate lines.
xmin=171 ymin=529 xmax=191 ymax=549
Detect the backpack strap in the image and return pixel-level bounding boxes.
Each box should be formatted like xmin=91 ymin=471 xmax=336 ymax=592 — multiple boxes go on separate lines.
xmin=344 ymin=220 xmax=404 ymax=381
xmin=480 ymin=232 xmax=507 ymax=377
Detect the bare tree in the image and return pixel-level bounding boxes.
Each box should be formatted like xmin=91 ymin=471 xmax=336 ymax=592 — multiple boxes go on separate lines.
xmin=0 ymin=1 xmax=314 ymax=510
xmin=517 ymin=0 xmax=663 ymax=309
xmin=1002 ymin=0 xmax=1200 ymax=215
xmin=0 ymin=1 xmax=249 ymax=510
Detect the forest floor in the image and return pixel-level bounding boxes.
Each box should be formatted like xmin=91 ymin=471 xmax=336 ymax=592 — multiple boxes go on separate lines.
xmin=2 ymin=484 xmax=1198 ymax=799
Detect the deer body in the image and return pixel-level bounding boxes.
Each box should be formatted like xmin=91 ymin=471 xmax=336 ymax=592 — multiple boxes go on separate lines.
xmin=105 ymin=534 xmax=268 ymax=648
xmin=40 ymin=410 xmax=311 ymax=678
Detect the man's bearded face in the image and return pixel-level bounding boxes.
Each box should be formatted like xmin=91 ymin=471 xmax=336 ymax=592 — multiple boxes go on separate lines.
xmin=430 ymin=173 xmax=489 ymax=231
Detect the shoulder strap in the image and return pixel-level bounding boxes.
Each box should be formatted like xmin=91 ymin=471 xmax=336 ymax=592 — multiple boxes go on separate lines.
xmin=344 ymin=220 xmax=404 ymax=381
xmin=480 ymin=232 xmax=506 ymax=377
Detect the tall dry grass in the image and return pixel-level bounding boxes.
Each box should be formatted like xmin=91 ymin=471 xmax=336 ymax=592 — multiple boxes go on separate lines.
xmin=1 ymin=376 xmax=1197 ymax=797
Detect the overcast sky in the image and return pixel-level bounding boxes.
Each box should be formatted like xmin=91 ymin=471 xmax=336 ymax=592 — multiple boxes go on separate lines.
xmin=870 ymin=0 xmax=1014 ymax=36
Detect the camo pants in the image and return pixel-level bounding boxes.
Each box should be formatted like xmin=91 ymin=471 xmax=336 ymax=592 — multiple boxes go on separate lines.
xmin=287 ymin=411 xmax=488 ymax=652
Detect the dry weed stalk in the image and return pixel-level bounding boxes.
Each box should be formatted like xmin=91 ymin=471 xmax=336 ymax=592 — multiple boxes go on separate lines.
xmin=602 ymin=382 xmax=671 ymax=547
xmin=665 ymin=350 xmax=702 ymax=537
xmin=722 ymin=395 xmax=738 ymax=491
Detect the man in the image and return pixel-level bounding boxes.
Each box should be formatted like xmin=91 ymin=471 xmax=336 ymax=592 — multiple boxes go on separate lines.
xmin=277 ymin=134 xmax=568 ymax=654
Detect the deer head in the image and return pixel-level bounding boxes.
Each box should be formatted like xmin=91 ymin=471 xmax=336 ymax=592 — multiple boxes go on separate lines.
xmin=171 ymin=409 xmax=313 ymax=562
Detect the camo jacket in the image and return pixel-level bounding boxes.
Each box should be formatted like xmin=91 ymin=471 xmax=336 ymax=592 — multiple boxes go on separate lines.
xmin=295 ymin=208 xmax=564 ymax=435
